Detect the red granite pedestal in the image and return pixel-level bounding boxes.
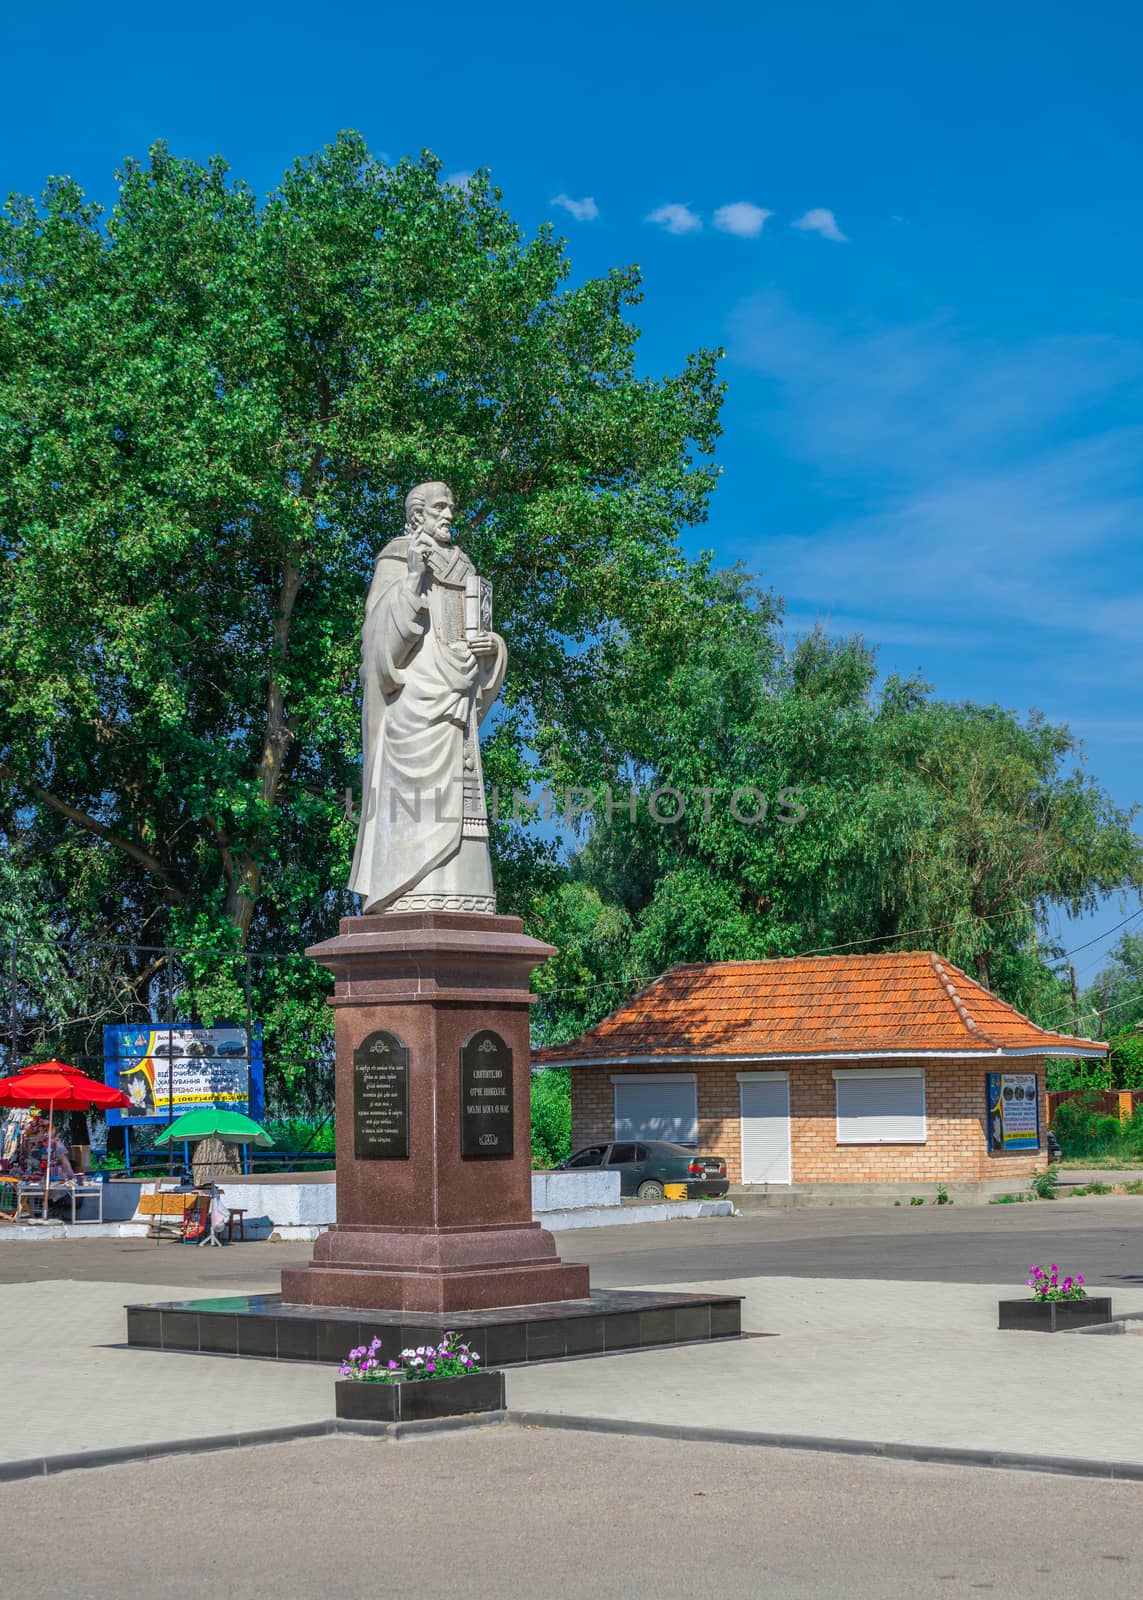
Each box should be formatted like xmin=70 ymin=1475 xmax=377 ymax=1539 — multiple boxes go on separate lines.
xmin=279 ymin=912 xmax=590 ymax=1314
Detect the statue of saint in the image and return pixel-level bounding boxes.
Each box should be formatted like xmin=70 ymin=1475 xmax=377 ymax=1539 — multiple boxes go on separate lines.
xmin=348 ymin=482 xmax=506 ymax=914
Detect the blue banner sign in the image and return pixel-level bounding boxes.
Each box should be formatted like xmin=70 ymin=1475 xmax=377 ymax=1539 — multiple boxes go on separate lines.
xmin=103 ymin=1023 xmax=264 ymax=1126
xmin=987 ymin=1071 xmax=1040 ymax=1153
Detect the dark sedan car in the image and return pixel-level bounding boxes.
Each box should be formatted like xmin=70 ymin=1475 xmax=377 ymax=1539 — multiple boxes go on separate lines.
xmin=560 ymin=1139 xmax=729 ymax=1200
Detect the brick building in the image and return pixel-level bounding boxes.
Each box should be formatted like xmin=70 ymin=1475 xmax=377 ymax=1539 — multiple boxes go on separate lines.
xmin=536 ymin=952 xmax=1107 ymax=1189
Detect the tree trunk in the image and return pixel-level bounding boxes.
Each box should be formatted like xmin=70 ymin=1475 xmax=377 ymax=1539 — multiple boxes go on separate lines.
xmin=192 ymin=1136 xmax=242 ymax=1185
xmin=222 ymin=560 xmax=303 ymax=942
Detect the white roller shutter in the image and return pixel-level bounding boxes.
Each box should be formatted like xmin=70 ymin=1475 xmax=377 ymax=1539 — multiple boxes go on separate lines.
xmin=738 ymin=1073 xmax=791 ymax=1184
xmin=611 ymin=1074 xmax=698 ymax=1146
xmin=834 ymin=1068 xmax=925 ymax=1144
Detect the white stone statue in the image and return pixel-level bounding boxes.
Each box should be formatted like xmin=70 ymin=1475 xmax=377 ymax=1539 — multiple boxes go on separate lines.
xmin=348 ymin=482 xmax=507 ymax=914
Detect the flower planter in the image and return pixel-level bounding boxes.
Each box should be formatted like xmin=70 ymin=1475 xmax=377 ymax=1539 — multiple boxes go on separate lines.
xmin=998 ymin=1297 xmax=1112 ymax=1332
xmin=335 ymin=1369 xmax=505 ymax=1422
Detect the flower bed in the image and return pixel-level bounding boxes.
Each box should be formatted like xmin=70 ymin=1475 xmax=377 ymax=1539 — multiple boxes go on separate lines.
xmin=998 ymin=1262 xmax=1112 ymax=1332
xmin=334 ymin=1333 xmax=505 ymax=1422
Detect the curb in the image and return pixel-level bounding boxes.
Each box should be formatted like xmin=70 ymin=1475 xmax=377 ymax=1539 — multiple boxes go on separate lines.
xmin=0 ymin=1411 xmax=508 ymax=1484
xmin=6 ymin=1407 xmax=1140 ymax=1486
xmin=505 ymin=1411 xmax=1143 ymax=1482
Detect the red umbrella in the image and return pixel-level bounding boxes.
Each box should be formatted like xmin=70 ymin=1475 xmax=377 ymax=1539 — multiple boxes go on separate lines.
xmin=0 ymin=1062 xmax=130 ymax=1217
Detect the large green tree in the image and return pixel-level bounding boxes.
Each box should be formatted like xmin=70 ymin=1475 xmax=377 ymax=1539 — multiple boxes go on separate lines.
xmin=543 ymin=568 xmax=1142 ymax=1038
xmin=0 ymin=135 xmax=722 ymax=1066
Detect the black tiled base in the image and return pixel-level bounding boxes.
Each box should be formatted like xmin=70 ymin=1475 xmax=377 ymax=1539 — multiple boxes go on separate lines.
xmin=125 ymin=1289 xmax=743 ymax=1368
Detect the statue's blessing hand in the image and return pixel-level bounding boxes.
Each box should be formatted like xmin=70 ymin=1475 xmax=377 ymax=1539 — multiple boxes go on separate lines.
xmin=407 ymin=532 xmax=434 ymax=580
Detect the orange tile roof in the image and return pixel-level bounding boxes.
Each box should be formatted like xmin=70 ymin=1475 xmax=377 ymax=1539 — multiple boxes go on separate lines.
xmin=535 ymin=951 xmax=1108 ymax=1063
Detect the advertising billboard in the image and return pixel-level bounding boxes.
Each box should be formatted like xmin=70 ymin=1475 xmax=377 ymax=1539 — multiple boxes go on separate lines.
xmin=986 ymin=1071 xmax=1040 ymax=1153
xmin=102 ymin=1023 xmax=264 ymax=1125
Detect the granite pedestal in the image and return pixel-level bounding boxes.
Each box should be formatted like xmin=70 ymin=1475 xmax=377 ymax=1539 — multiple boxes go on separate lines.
xmin=279 ymin=911 xmax=589 ymax=1313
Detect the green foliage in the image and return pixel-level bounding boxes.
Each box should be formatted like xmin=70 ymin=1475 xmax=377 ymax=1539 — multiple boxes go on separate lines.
xmin=263 ymin=1117 xmax=336 ymax=1155
xmin=1045 ymin=1057 xmax=1114 ymax=1092
xmin=1029 ymin=1166 xmax=1060 ymax=1199
xmin=0 ymin=135 xmax=722 ymax=1077
xmin=935 ymin=1184 xmax=951 ymax=1205
xmin=530 ymin=883 xmax=633 ymax=1048
xmin=1082 ymin=932 xmax=1143 ymax=1040
xmin=1110 ymin=1033 xmax=1143 ymax=1089
xmin=548 ymin=571 xmax=1141 ymax=1036
xmin=530 ymin=1066 xmax=572 ymax=1168
xmin=1053 ymin=1097 xmax=1143 ymax=1162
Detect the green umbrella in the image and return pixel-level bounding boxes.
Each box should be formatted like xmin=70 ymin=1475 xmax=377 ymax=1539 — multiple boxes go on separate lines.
xmin=153 ymin=1109 xmax=273 ymax=1147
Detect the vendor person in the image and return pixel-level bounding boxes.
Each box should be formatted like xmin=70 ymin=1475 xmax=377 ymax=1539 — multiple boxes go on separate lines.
xmin=15 ymin=1115 xmax=76 ymax=1183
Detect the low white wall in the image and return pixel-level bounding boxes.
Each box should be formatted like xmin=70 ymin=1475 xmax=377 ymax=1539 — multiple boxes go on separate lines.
xmin=215 ymin=1181 xmax=336 ymax=1230
xmin=543 ymin=1198 xmax=735 ymax=1230
xmin=531 ymin=1169 xmax=620 ymax=1211
xmin=204 ymin=1170 xmax=619 ymax=1237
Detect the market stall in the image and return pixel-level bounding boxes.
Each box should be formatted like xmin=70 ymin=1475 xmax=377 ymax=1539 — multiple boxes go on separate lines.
xmin=0 ymin=1062 xmax=130 ymax=1223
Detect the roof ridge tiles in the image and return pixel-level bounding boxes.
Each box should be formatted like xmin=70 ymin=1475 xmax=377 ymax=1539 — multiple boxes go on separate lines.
xmin=928 ymin=951 xmax=989 ymax=1042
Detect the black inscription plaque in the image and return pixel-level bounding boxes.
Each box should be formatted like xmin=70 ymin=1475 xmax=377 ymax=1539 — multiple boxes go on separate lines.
xmin=460 ymin=1030 xmax=514 ymax=1159
xmin=353 ymin=1030 xmax=409 ymax=1160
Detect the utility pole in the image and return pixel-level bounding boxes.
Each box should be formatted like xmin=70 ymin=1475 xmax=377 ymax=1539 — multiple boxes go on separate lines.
xmin=1069 ymin=964 xmax=1080 ymax=1037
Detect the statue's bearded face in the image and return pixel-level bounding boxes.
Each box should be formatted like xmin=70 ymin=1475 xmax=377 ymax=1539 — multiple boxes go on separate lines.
xmin=415 ymin=484 xmax=455 ymax=544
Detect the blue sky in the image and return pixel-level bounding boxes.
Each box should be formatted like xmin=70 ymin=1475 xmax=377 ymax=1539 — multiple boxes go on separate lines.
xmin=4 ymin=0 xmax=1141 ymax=975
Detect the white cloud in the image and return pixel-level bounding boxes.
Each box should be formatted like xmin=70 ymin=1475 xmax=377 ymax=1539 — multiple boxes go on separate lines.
xmin=792 ymin=207 xmax=848 ymax=242
xmin=551 ymin=193 xmax=599 ymax=223
xmin=646 ymin=202 xmax=702 ymax=235
xmin=713 ymin=201 xmax=773 ymax=239
xmin=445 ymin=170 xmax=474 ymax=189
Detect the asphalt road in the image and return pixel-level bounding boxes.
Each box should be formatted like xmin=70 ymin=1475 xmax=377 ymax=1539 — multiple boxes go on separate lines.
xmin=2 ymin=1196 xmax=1142 ymax=1288
xmin=559 ymin=1198 xmax=1143 ymax=1290
xmin=2 ymin=1429 xmax=1140 ymax=1600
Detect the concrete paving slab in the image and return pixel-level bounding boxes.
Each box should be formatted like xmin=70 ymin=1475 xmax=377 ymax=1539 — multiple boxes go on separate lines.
xmin=0 ymin=1279 xmax=335 ymax=1462
xmin=507 ymin=1274 xmax=1143 ymax=1466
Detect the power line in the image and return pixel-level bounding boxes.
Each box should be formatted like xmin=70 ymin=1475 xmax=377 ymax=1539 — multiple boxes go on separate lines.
xmin=1045 ymin=904 xmax=1143 ymax=971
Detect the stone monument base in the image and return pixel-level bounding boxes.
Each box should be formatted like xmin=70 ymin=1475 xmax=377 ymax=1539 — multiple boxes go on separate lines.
xmin=281 ymin=909 xmax=589 ymax=1316
xmin=280 ymin=1220 xmax=588 ymax=1313
xmin=126 ymin=1287 xmax=743 ymax=1367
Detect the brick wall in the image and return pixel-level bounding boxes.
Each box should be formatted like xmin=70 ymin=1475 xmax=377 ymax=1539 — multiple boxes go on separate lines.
xmin=570 ymin=1057 xmax=1048 ymax=1184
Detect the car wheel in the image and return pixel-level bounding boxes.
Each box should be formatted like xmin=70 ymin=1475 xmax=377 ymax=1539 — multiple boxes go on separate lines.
xmin=636 ymin=1180 xmax=665 ymax=1200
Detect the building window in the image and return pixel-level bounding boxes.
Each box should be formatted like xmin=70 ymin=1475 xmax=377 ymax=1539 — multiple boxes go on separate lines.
xmin=610 ymin=1074 xmax=698 ymax=1146
xmin=834 ymin=1068 xmax=926 ymax=1144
